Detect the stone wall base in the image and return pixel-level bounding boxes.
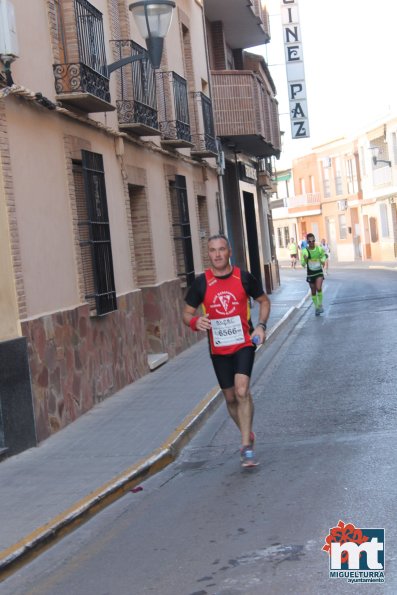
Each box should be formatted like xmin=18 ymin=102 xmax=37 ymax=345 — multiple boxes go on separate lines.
xmin=17 ymin=280 xmax=201 ymax=447
xmin=141 ymin=278 xmax=201 ymax=358
xmin=21 ymin=291 xmax=149 ymax=443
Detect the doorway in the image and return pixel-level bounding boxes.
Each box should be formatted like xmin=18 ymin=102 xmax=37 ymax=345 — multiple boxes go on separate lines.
xmin=243 ymin=191 xmax=262 ymax=282
xmin=363 ymin=215 xmax=372 ymax=259
xmin=325 ymin=217 xmax=337 ymax=259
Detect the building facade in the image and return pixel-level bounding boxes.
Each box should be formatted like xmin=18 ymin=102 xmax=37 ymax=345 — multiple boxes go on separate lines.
xmin=272 ymin=114 xmax=397 ymax=265
xmin=0 ymin=0 xmax=281 ymax=456
xmin=204 ymin=0 xmax=281 ymax=292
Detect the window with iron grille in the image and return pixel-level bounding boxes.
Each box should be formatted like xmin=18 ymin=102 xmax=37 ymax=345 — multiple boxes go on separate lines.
xmin=277 ymin=227 xmax=284 ymax=248
xmin=346 ymin=157 xmax=358 ymax=194
xmin=322 ymin=166 xmax=331 ymax=198
xmin=73 ymin=151 xmax=117 ymax=315
xmin=334 ymin=157 xmax=343 ymax=195
xmin=170 ymin=175 xmax=195 ymax=287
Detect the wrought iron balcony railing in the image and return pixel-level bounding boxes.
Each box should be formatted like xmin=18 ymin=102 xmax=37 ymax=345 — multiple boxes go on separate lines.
xmin=53 ymin=0 xmax=113 ymax=112
xmin=191 ymin=92 xmax=217 ymax=158
xmin=156 ymin=71 xmax=193 ymax=148
xmin=111 ymin=40 xmax=160 ymax=136
xmin=53 ymin=62 xmax=113 ymax=112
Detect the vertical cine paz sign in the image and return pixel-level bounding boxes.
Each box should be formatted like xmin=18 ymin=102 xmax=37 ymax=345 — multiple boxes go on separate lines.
xmin=281 ymin=0 xmax=310 ymax=139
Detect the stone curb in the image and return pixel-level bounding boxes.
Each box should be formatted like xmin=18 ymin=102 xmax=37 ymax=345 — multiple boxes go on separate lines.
xmin=0 ymin=299 xmax=305 ymax=581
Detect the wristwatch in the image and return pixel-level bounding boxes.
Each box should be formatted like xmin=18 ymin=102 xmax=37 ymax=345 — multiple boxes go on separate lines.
xmin=258 ymin=322 xmax=267 ymax=331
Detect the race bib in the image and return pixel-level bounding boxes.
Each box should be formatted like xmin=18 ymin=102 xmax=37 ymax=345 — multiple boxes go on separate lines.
xmin=211 ymin=316 xmax=245 ymax=347
xmin=309 ymin=260 xmax=321 ymax=271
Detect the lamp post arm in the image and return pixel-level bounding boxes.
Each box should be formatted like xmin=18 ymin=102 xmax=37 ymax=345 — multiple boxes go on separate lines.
xmin=107 ymin=52 xmax=147 ymax=75
xmin=373 ymin=156 xmax=392 ymax=167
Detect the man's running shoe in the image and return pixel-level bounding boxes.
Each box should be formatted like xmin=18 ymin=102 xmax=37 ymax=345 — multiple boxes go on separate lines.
xmin=240 ymin=431 xmax=256 ymax=458
xmin=318 ymin=306 xmax=324 ymax=314
xmin=240 ymin=446 xmax=259 ymax=468
xmin=315 ymin=308 xmax=321 ymax=316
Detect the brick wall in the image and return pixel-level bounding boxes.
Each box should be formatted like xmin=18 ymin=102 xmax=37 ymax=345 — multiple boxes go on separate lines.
xmin=210 ymin=21 xmax=227 ymax=70
xmin=142 ymin=279 xmax=201 ymax=357
xmin=129 ymin=183 xmax=157 ymax=286
xmin=0 ymin=102 xmax=27 ymax=320
xmin=64 ymin=134 xmax=92 ymax=303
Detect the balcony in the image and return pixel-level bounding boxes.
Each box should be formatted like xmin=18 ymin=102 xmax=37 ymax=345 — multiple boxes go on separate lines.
xmin=190 ymin=93 xmax=217 ymax=158
xmin=372 ymin=164 xmax=392 ymax=187
xmin=157 ymin=71 xmax=193 ymax=148
xmin=287 ymin=193 xmax=321 ymax=212
xmin=111 ymin=40 xmax=159 ymax=136
xmin=211 ymin=70 xmax=280 ymax=158
xmin=53 ymin=0 xmax=114 ymax=113
xmin=204 ymin=0 xmax=270 ymax=48
xmin=269 ymin=196 xmax=287 ymax=209
xmin=53 ymin=63 xmax=113 ymax=112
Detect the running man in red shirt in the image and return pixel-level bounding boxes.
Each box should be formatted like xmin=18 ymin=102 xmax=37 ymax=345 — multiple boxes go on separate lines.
xmin=183 ymin=235 xmax=270 ymax=467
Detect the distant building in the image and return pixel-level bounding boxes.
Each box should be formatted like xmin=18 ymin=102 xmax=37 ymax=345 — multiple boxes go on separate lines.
xmin=272 ymin=116 xmax=397 ymax=264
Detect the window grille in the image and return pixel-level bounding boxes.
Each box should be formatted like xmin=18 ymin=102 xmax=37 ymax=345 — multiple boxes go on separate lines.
xmin=346 ymin=158 xmax=358 ymax=194
xmin=74 ymin=0 xmax=107 ymax=77
xmin=170 ymin=175 xmax=195 ymax=286
xmin=277 ymin=227 xmax=284 ymax=248
xmin=74 ymin=151 xmax=117 ymax=315
xmin=322 ymin=167 xmax=331 ymax=198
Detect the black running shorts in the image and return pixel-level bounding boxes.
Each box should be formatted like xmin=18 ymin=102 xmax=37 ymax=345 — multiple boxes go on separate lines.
xmin=306 ymin=272 xmax=324 ymax=283
xmin=211 ymin=346 xmax=256 ymax=389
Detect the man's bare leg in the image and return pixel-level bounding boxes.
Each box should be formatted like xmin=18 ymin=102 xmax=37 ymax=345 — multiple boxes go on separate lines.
xmin=234 ymin=373 xmax=253 ymax=447
xmin=223 ymin=387 xmax=240 ymax=430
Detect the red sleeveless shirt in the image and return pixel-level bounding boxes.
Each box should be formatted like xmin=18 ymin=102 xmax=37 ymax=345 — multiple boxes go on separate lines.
xmin=203 ymin=267 xmax=253 ymax=355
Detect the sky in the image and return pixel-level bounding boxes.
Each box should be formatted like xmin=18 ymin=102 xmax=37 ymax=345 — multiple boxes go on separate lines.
xmin=252 ymin=0 xmax=397 ymax=167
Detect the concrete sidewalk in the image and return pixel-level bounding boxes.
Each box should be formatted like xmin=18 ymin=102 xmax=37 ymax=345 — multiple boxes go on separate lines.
xmin=0 ymin=271 xmax=310 ymax=578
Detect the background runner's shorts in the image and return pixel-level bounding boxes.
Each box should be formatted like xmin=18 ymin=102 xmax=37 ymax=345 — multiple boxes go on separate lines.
xmin=306 ymin=273 xmax=324 ymax=283
xmin=211 ymin=346 xmax=256 ymax=389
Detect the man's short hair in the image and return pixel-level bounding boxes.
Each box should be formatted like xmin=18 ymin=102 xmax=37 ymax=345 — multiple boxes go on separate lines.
xmin=208 ymin=234 xmax=231 ymax=248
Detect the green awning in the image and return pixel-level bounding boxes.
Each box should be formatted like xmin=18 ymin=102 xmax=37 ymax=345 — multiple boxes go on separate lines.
xmin=276 ymin=173 xmax=291 ymax=182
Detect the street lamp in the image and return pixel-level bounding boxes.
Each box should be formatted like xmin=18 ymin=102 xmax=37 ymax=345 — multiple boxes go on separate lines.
xmin=107 ymin=0 xmax=175 ymax=74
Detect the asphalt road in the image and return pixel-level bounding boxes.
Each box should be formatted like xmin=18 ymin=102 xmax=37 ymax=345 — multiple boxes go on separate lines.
xmin=2 ymin=268 xmax=397 ymax=595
